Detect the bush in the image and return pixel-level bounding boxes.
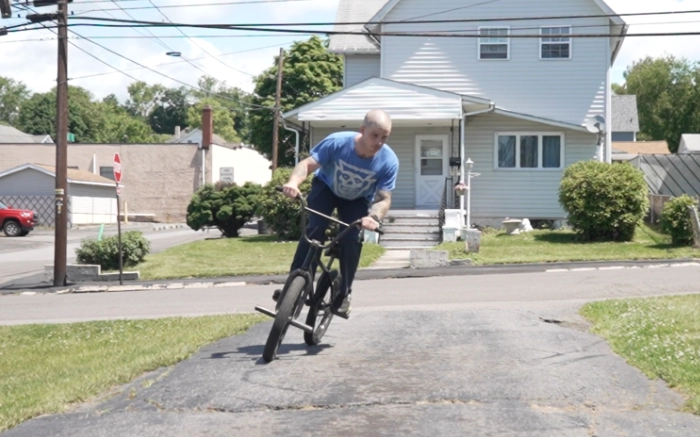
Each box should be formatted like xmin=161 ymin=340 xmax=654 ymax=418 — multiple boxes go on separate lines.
xmin=661 ymin=194 xmax=698 ymax=245
xmin=257 ymin=168 xmax=312 ymax=240
xmin=559 ymin=161 xmax=649 ymax=242
xmin=76 ymin=231 xmax=151 ymax=270
xmin=186 ymin=182 xmax=262 ymax=237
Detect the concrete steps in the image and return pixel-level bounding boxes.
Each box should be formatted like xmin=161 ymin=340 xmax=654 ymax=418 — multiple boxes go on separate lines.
xmin=379 ymin=211 xmax=441 ymax=250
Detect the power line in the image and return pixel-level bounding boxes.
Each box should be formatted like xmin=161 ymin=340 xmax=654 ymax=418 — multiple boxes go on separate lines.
xmin=70 ymin=8 xmax=700 ymax=28
xmin=145 ymin=0 xmax=254 ymax=76
xmin=72 ymin=0 xmax=314 ymax=15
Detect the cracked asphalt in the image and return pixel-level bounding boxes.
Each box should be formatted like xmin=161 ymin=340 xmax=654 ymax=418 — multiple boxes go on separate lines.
xmin=4 ymin=268 xmax=700 ymax=436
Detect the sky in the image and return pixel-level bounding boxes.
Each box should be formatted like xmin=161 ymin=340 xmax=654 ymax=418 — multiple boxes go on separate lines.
xmin=0 ymin=0 xmax=699 ymax=103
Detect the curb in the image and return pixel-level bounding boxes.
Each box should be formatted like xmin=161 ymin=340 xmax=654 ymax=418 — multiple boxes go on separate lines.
xmin=152 ymin=223 xmax=187 ymax=231
xmin=14 ymin=258 xmax=700 ymax=296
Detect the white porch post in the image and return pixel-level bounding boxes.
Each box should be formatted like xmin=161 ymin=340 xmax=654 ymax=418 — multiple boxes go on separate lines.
xmin=459 ymin=112 xmax=466 ymax=217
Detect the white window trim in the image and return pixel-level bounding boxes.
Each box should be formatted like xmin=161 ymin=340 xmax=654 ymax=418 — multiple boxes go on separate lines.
xmin=478 ymin=26 xmax=510 ymax=61
xmin=539 ymin=26 xmax=572 ymax=60
xmin=493 ymin=132 xmax=566 ymax=171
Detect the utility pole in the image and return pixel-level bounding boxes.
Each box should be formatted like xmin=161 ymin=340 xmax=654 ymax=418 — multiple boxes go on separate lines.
xmin=53 ymin=0 xmax=69 ymax=286
xmin=271 ymin=48 xmax=284 ymax=172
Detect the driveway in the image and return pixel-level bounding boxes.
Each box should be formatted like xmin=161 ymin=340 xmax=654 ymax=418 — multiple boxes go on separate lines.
xmin=3 ymin=267 xmax=700 ymax=436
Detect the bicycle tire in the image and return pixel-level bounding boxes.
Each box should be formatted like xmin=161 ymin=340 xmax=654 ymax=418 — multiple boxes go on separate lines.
xmin=263 ymin=275 xmax=307 ymax=362
xmin=304 ymin=270 xmax=339 ymax=346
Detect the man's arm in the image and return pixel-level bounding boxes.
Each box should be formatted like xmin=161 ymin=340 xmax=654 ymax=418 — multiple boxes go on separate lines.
xmin=368 ymin=190 xmax=392 ymax=222
xmin=281 ymin=156 xmax=321 ymax=198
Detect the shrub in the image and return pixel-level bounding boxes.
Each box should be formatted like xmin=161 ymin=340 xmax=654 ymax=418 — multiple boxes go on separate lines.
xmin=559 ymin=161 xmax=649 ymax=242
xmin=257 ymin=168 xmax=312 ymax=240
xmin=661 ymin=194 xmax=698 ymax=245
xmin=186 ymin=181 xmax=262 ymax=237
xmin=76 ymin=231 xmax=151 ymax=270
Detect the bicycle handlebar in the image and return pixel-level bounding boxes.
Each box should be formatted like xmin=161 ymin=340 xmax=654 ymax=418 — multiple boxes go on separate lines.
xmin=274 ymin=186 xmax=384 ymax=249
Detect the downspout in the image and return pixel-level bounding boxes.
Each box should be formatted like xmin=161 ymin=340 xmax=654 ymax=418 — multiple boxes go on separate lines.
xmin=459 ymin=103 xmax=496 ymax=214
xmin=282 ymin=120 xmax=300 ymax=165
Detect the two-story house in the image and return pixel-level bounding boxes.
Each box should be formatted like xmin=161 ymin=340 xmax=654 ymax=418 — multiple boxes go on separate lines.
xmin=282 ymin=0 xmax=626 ymax=230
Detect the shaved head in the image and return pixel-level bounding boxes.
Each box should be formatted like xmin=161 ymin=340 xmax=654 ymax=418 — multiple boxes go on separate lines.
xmin=362 ymin=109 xmax=392 ymax=131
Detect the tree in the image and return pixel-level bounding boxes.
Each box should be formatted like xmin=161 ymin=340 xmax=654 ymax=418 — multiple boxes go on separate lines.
xmin=0 ymin=77 xmax=30 ymax=126
xmin=148 ymin=86 xmax=189 ymax=135
xmin=125 ymin=81 xmax=165 ymax=119
xmin=614 ymin=56 xmax=700 ymax=153
xmin=186 ymin=98 xmax=239 ymax=143
xmin=249 ymin=36 xmax=344 ymax=166
xmin=94 ymin=98 xmax=157 ymax=143
xmin=187 ymin=76 xmax=251 ymax=143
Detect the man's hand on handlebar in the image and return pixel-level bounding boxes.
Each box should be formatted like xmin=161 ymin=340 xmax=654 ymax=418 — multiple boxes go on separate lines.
xmin=361 ymin=215 xmax=380 ymax=232
xmin=281 ymin=184 xmax=301 ymax=199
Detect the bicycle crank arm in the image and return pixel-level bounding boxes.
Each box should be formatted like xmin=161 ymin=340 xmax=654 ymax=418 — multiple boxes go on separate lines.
xmin=254 ymin=306 xmax=314 ymax=334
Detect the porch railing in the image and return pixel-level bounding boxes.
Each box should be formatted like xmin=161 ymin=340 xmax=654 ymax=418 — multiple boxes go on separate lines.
xmin=438 ymin=176 xmax=456 ymax=243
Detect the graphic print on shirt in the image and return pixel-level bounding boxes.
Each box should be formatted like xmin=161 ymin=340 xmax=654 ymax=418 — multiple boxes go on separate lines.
xmin=334 ymin=159 xmax=377 ymax=199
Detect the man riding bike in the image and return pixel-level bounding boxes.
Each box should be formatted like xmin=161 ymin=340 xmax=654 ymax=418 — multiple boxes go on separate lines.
xmin=274 ymin=109 xmax=399 ymax=318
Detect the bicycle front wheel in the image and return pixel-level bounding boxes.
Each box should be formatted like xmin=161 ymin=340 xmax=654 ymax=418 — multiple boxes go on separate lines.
xmin=304 ymin=270 xmax=339 ymax=346
xmin=263 ymin=275 xmax=307 ymax=362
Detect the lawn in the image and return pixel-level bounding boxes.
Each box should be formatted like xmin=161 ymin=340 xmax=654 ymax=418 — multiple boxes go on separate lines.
xmin=581 ymin=294 xmax=700 ymax=414
xmin=435 ymin=224 xmax=697 ymax=265
xmin=137 ymin=235 xmax=386 ymax=280
xmin=0 ymin=314 xmax=265 ymax=432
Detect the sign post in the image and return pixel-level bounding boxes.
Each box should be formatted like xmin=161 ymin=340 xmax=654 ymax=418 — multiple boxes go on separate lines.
xmin=113 ymin=153 xmax=123 ymax=285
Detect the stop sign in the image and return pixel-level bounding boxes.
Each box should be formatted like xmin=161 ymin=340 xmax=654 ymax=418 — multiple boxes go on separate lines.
xmin=113 ymin=153 xmax=122 ymax=183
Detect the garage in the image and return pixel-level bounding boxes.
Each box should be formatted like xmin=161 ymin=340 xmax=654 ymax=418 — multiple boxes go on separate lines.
xmin=0 ymin=163 xmax=119 ymax=227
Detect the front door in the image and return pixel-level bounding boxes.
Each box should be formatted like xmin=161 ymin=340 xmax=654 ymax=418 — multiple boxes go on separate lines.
xmin=415 ymin=135 xmax=448 ymax=208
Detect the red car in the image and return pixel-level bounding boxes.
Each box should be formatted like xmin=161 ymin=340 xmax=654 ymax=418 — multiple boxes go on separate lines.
xmin=0 ymin=201 xmax=36 ymax=237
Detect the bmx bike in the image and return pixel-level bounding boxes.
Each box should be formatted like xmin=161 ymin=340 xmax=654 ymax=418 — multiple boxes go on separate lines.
xmin=254 ymin=186 xmax=383 ymax=363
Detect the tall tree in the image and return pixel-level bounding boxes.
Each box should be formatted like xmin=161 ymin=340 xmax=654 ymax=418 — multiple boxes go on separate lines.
xmin=249 ymin=36 xmax=343 ymax=166
xmin=614 ymin=56 xmax=700 ymax=152
xmin=94 ymin=97 xmax=157 ymax=143
xmin=0 ymin=77 xmax=30 ymax=126
xmin=125 ymin=81 xmax=166 ymax=119
xmin=189 ymin=76 xmax=249 ymax=142
xmin=148 ymin=86 xmax=190 ymax=136
xmin=186 ymin=97 xmax=239 ymax=143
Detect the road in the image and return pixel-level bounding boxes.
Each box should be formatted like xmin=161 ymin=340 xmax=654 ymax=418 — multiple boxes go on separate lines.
xmin=3 ymin=266 xmax=700 ymax=435
xmin=0 ymin=223 xmax=224 ymax=286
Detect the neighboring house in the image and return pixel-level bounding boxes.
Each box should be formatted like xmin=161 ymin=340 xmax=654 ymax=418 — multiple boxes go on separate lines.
xmin=0 ymin=125 xmax=53 ymax=144
xmin=0 ymin=164 xmax=117 ymax=226
xmin=611 ymin=95 xmax=639 ymax=142
xmin=678 ymin=134 xmax=700 ymax=154
xmin=282 ymin=0 xmax=626 ymax=227
xmin=167 ymin=126 xmax=272 ymax=186
xmin=0 ymin=108 xmax=273 ymax=224
xmin=611 ymin=140 xmax=669 ymax=162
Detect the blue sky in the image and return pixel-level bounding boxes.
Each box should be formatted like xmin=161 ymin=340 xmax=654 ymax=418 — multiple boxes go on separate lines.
xmin=0 ymin=0 xmax=698 ymax=102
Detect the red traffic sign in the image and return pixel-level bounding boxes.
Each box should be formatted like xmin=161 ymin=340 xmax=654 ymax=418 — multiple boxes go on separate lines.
xmin=113 ymin=153 xmax=122 ymax=183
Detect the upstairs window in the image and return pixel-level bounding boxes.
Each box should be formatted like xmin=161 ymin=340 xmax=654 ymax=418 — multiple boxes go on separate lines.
xmin=479 ymin=27 xmax=509 ymax=60
xmin=541 ymin=26 xmax=571 ymax=59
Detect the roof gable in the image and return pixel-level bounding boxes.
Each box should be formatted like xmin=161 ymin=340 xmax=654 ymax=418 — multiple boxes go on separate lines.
xmin=0 ymin=164 xmax=117 ymax=186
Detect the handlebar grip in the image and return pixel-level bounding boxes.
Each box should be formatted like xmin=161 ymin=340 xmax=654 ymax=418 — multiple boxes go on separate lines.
xmin=375 ymin=228 xmax=384 ymax=236
xmin=274 ymin=185 xmax=284 ymax=193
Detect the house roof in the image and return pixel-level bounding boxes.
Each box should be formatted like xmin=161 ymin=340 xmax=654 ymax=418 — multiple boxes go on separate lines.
xmin=680 ymin=134 xmax=700 ymax=153
xmin=282 ymin=77 xmax=485 ymax=124
xmin=0 ymin=125 xmax=53 ymax=144
xmin=612 ymin=141 xmax=669 ymax=155
xmin=611 ymin=95 xmax=639 ymax=133
xmin=328 ymin=0 xmax=386 ymax=53
xmin=0 ymin=163 xmax=117 ymax=187
xmin=166 ymin=128 xmax=228 ymax=146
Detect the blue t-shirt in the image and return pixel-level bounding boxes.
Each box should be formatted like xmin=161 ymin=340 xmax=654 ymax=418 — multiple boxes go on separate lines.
xmin=311 ymin=131 xmax=399 ymax=202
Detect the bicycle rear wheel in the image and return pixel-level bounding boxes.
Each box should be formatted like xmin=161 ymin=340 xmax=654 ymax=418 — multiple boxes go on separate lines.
xmin=304 ymin=270 xmax=339 ymax=346
xmin=263 ymin=275 xmax=307 ymax=362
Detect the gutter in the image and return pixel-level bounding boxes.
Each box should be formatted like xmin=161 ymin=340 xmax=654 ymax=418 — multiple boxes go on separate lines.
xmin=459 ymin=103 xmax=496 ymax=214
xmin=282 ymin=120 xmax=301 ymax=165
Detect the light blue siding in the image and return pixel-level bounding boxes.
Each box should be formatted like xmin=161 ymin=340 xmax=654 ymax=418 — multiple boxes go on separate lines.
xmin=345 ymin=54 xmax=381 ymax=88
xmin=381 ymin=0 xmax=612 ymax=126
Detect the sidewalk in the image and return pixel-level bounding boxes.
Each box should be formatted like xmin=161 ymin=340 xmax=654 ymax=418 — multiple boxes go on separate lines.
xmin=4 ymin=258 xmax=700 ymax=296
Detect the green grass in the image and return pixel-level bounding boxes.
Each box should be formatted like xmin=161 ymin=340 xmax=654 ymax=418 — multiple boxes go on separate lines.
xmin=0 ymin=314 xmax=265 ymax=432
xmin=137 ymin=235 xmax=386 ymax=280
xmin=581 ymin=295 xmax=700 ymax=414
xmin=435 ymin=224 xmax=697 ymax=265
